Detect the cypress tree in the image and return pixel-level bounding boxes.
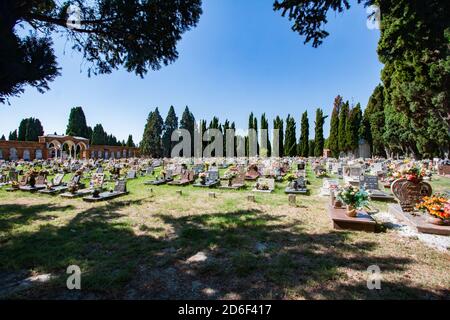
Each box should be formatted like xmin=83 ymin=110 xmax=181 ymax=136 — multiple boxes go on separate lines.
xmin=179 ymin=106 xmax=195 ymax=157
xmin=329 ymin=95 xmax=342 ymax=158
xmin=141 ymin=108 xmax=163 ymax=157
xmin=17 ymin=118 xmax=43 ymax=141
xmin=162 ymin=106 xmax=178 ymax=157
xmin=366 ymin=85 xmax=386 ymax=157
xmin=314 ymin=108 xmax=327 ymax=157
xmin=66 ymin=106 xmax=90 ymax=138
xmin=18 ymin=119 xmax=27 ymax=141
xmin=308 ymin=140 xmax=315 ymax=157
xmin=345 ymin=104 xmax=362 ymax=153
xmin=298 ymin=111 xmax=309 ymax=157
xmin=126 ymin=135 xmax=135 ymax=148
xmin=91 ymin=124 xmax=107 ymax=145
xmin=284 ymin=115 xmax=297 ymax=157
xmin=338 ymin=101 xmax=349 ymax=153
xmin=8 ymin=130 xmax=17 ymax=141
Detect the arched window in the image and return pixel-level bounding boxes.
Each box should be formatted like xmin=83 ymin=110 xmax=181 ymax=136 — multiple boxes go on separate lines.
xmin=9 ymin=148 xmax=18 ymax=160
xmin=123 ymin=150 xmax=127 ymax=158
xmin=0 ymin=149 xmax=3 ymax=159
xmin=116 ymin=151 xmax=121 ymax=159
xmin=23 ymin=149 xmax=31 ymax=161
xmin=35 ymin=149 xmax=43 ymax=160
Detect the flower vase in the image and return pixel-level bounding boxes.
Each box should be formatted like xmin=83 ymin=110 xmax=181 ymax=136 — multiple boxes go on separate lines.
xmin=346 ymin=205 xmax=357 ymax=217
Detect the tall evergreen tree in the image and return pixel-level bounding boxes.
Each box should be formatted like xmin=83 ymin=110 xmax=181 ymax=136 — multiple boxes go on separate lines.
xmin=140 ymin=108 xmax=163 ymax=157
xmin=66 ymin=107 xmax=90 ymax=138
xmin=364 ymin=85 xmax=385 ymax=157
xmin=314 ymin=108 xmax=327 ymax=157
xmin=338 ymin=101 xmax=350 ymax=153
xmin=162 ymin=106 xmax=178 ymax=157
xmin=298 ymin=111 xmax=309 ymax=157
xmin=8 ymin=130 xmax=18 ymax=141
xmin=179 ymin=106 xmax=195 ymax=157
xmin=17 ymin=118 xmax=43 ymax=141
xmin=345 ymin=104 xmax=362 ymax=153
xmin=126 ymin=135 xmax=135 ymax=148
xmin=308 ymin=140 xmax=315 ymax=157
xmin=273 ymin=116 xmax=284 ymax=157
xmin=91 ymin=124 xmax=107 ymax=145
xmin=284 ymin=115 xmax=297 ymax=157
xmin=0 ymin=135 xmax=5 ymax=141
xmin=329 ymin=95 xmax=342 ymax=158
xmin=17 ymin=119 xmax=27 ymax=141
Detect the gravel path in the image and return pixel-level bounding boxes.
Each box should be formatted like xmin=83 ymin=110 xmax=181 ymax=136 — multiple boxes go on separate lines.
xmin=373 ymin=211 xmax=450 ymax=252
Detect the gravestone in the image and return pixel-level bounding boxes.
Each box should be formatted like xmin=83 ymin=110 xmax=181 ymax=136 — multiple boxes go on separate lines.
xmin=114 ymin=180 xmax=127 ymax=193
xmin=208 ymin=171 xmax=219 ymax=182
xmin=391 ymin=179 xmax=432 ymax=212
xmin=359 ymin=175 xmax=379 ymax=190
xmin=127 ymin=170 xmax=136 ymax=179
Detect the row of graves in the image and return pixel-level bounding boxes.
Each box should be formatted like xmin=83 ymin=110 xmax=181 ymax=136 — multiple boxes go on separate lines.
xmin=0 ymin=158 xmax=148 ymax=202
xmin=319 ymin=158 xmax=450 ymax=236
xmin=142 ymin=157 xmax=309 ymax=195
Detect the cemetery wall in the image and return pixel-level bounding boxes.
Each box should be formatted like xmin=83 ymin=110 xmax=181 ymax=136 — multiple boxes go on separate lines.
xmin=0 ymin=140 xmax=139 ymax=161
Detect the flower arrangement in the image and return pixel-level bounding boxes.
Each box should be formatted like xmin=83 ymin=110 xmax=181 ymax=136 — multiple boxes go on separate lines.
xmin=316 ymin=170 xmax=328 ymax=178
xmin=256 ymin=181 xmax=269 ymax=191
xmin=198 ymin=172 xmax=207 ymax=184
xmin=284 ymin=173 xmax=296 ymax=182
xmin=223 ymin=170 xmax=238 ymax=180
xmin=396 ymin=166 xmax=424 ymax=183
xmin=336 ymin=185 xmax=369 ymax=217
xmin=67 ymin=183 xmax=78 ymax=194
xmin=416 ymin=194 xmax=450 ymax=224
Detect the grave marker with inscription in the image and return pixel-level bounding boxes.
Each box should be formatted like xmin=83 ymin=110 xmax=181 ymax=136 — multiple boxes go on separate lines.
xmin=391 ymin=179 xmax=432 ymax=212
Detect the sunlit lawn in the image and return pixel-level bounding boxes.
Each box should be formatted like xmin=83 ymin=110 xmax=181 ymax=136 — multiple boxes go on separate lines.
xmin=0 ymin=167 xmax=449 ymax=299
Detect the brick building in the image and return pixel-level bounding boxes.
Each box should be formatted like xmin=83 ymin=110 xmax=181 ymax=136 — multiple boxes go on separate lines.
xmin=0 ymin=135 xmax=139 ymax=161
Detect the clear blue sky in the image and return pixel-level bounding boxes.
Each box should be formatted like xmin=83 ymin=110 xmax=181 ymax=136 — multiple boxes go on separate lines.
xmin=1 ymin=0 xmax=382 ymax=143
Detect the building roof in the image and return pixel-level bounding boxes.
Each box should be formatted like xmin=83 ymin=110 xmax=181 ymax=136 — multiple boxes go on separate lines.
xmin=41 ymin=135 xmax=89 ymax=141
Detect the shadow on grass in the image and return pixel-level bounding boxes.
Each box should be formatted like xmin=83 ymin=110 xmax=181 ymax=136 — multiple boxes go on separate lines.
xmin=0 ymin=203 xmax=75 ymax=234
xmin=0 ymin=202 xmax=447 ymax=299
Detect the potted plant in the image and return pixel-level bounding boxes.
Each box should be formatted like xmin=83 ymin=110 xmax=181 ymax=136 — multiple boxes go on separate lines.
xmin=336 ymin=185 xmax=369 ymax=217
xmin=416 ymin=195 xmax=450 ymax=225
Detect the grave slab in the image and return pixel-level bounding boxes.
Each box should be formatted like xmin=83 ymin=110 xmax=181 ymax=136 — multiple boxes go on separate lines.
xmin=388 ymin=204 xmax=450 ymax=236
xmin=328 ymin=205 xmax=376 ymax=232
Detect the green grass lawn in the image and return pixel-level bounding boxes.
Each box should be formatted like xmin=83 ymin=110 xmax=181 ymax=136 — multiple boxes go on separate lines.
xmin=0 ymin=167 xmax=449 ymax=299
